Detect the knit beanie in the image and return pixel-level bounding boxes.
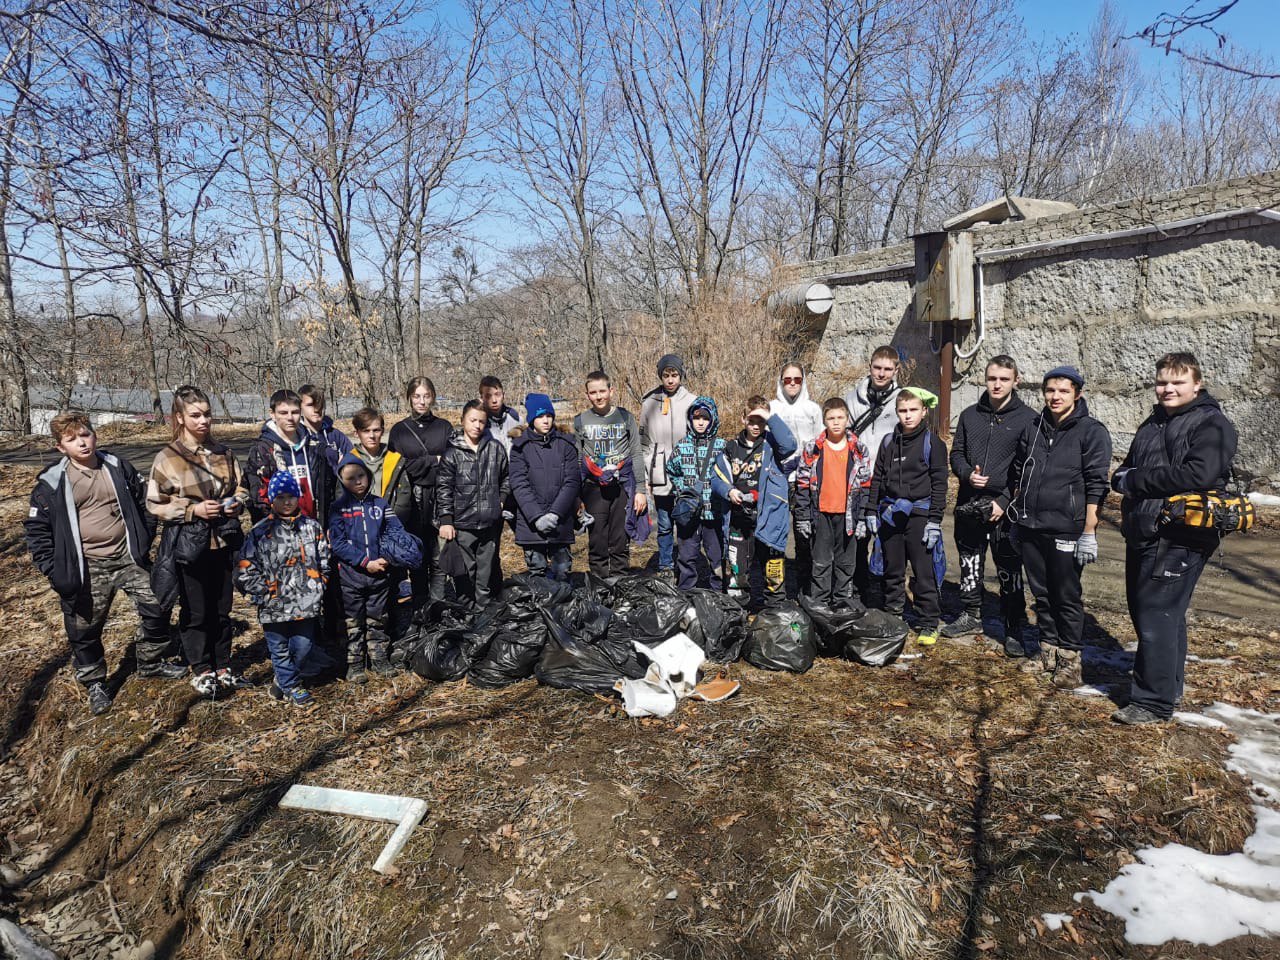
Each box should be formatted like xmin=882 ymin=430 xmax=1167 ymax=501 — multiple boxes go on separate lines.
xmin=268 ymin=471 xmax=301 ymax=500
xmin=1043 ymin=365 xmax=1085 ymax=388
xmin=657 ymin=354 xmax=686 ymax=380
xmin=524 ymin=393 xmax=555 ymax=423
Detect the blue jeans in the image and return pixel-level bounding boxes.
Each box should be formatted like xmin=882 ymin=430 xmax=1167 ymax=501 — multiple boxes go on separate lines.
xmin=263 ymin=619 xmax=332 ymax=691
xmin=655 ymin=494 xmax=675 ymax=570
xmin=524 ymin=546 xmax=572 ymax=582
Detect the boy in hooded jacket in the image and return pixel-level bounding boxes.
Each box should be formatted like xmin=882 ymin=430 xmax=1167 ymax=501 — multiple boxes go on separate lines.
xmin=329 ymin=452 xmax=424 ymax=682
xmin=666 ymin=396 xmax=727 ymax=591
xmin=795 ymin=398 xmax=873 ymax=604
xmin=437 ymin=400 xmax=511 ymax=608
xmin=247 ymin=389 xmax=331 ymax=525
xmin=510 ymin=394 xmax=581 ymax=581
xmin=714 ymin=396 xmax=798 ymax=610
xmin=865 ymin=389 xmax=949 ymax=645
xmin=235 ymin=472 xmax=333 ymax=706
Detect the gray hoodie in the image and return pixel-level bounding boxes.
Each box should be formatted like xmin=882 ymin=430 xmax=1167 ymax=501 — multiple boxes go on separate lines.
xmin=638 ymin=384 xmax=695 ymax=497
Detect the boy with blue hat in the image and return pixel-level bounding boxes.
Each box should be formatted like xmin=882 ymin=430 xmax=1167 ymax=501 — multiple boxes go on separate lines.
xmin=510 ymin=393 xmax=581 ymax=581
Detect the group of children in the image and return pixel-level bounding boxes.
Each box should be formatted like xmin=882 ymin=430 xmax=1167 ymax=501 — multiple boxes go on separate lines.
xmin=27 ymin=347 xmax=1237 ymax=726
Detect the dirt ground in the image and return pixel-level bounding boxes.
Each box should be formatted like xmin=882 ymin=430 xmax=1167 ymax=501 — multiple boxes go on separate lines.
xmin=1 ymin=426 xmax=1278 ymax=960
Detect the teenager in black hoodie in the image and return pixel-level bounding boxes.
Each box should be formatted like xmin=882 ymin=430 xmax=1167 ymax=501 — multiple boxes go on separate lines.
xmin=865 ymin=389 xmax=948 ymax=643
xmin=943 ymin=355 xmax=1037 ymax=649
xmin=1110 ymin=352 xmax=1238 ymax=724
xmin=998 ymin=366 xmax=1112 ymax=689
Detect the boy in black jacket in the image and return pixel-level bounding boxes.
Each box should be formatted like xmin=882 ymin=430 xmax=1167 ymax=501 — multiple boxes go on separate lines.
xmin=865 ymin=389 xmax=948 ymax=644
xmin=943 ymin=355 xmax=1038 ymax=650
xmin=24 ymin=413 xmax=184 ymax=716
xmin=997 ymin=366 xmax=1112 ymax=688
xmin=437 ymin=400 xmax=511 ymax=608
xmin=1110 ymin=352 xmax=1238 ymax=724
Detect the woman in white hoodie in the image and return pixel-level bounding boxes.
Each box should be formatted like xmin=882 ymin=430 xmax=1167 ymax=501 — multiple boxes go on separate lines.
xmin=769 ymin=362 xmax=824 ymax=597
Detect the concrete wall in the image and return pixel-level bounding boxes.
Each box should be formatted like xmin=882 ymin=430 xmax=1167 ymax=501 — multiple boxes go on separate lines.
xmin=785 ymin=171 xmax=1280 ymax=486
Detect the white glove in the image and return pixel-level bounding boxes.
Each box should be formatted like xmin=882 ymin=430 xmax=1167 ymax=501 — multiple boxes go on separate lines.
xmin=1075 ymin=533 xmax=1098 ymax=565
xmin=534 ymin=512 xmax=559 ymax=534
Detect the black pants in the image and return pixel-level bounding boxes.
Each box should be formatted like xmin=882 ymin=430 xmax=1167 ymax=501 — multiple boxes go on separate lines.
xmin=954 ymin=515 xmax=1026 ymax=628
xmin=177 ymin=549 xmax=234 ymax=674
xmin=727 ymin=519 xmax=785 ymax=610
xmin=455 ymin=524 xmax=502 ymax=608
xmin=810 ymin=512 xmax=857 ymax=603
xmin=1126 ymin=539 xmax=1209 ymax=717
xmin=853 ymin=533 xmax=879 ymax=604
xmin=582 ymin=482 xmax=629 ymax=578
xmin=881 ymin=514 xmax=941 ymax=630
xmin=1019 ymin=530 xmax=1084 ymax=651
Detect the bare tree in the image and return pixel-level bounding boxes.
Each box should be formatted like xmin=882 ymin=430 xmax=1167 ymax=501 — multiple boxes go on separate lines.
xmin=1129 ymin=0 xmax=1280 ymax=80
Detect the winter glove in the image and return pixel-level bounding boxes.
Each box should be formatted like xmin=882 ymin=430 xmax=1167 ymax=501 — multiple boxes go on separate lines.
xmin=855 ymin=520 xmax=867 ymax=540
xmin=534 ymin=512 xmax=559 ymax=534
xmin=923 ymin=521 xmax=942 ymax=551
xmin=865 ymin=514 xmax=880 ymax=536
xmin=1075 ymin=533 xmax=1098 ymax=565
xmin=574 ymin=508 xmax=594 ymax=534
xmin=502 ymin=509 xmax=515 ymax=521
xmin=795 ymin=519 xmax=812 ymax=538
xmin=1111 ymin=469 xmax=1132 ymax=494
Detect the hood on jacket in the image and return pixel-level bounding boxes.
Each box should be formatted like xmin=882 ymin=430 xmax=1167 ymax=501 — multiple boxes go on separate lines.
xmin=775 ymin=370 xmax=814 ymax=407
xmin=333 ymin=451 xmax=374 ymax=501
xmin=686 ymin=396 xmax=720 ymax=438
xmin=854 ymin=374 xmax=900 ymax=405
xmin=977 ymin=389 xmax=1027 ymax=415
xmin=262 ymin=418 xmax=306 ymax=451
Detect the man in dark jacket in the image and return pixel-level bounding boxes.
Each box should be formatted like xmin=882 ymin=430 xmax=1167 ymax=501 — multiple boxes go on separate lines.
xmin=509 ymin=394 xmax=581 ymax=581
xmin=246 ymin=389 xmax=332 ymax=525
xmin=24 ymin=413 xmax=183 ymax=715
xmin=998 ymin=366 xmax=1112 ymax=688
xmin=943 ymin=355 xmax=1038 ymax=650
xmin=1110 ymin=353 xmax=1238 ymax=724
xmin=437 ymin=401 xmax=511 ymax=608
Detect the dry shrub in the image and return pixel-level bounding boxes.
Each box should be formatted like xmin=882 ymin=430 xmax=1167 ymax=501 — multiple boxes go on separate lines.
xmin=606 ymin=296 xmax=800 ymax=419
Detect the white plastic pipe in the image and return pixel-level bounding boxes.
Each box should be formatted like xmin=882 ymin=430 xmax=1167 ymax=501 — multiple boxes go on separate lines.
xmin=279 ymin=785 xmax=429 ymax=875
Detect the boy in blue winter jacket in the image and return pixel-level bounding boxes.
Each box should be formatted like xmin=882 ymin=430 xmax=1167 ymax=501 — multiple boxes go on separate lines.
xmin=329 ymin=452 xmax=423 ymax=682
xmin=667 ymin=396 xmax=727 ymax=591
xmin=712 ymin=397 xmax=797 ymax=610
xmin=510 ymin=393 xmax=581 ymax=581
xmin=235 ymin=472 xmax=333 ymax=706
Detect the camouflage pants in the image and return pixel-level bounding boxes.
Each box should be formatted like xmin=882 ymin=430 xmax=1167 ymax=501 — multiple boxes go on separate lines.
xmin=345 ymin=615 xmax=390 ymax=666
xmin=59 ymin=546 xmax=171 ymax=685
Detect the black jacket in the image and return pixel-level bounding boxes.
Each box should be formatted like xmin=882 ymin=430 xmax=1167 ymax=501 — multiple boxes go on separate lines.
xmin=867 ymin=424 xmax=948 ymax=523
xmin=509 ymin=427 xmax=581 ymax=546
xmin=437 ymin=431 xmax=510 ymax=530
xmin=1117 ymin=391 xmax=1237 ymax=543
xmin=25 ymin=452 xmax=156 ymax=599
xmin=950 ymin=390 xmax=1037 ymax=505
xmin=245 ymin=423 xmax=333 ymax=525
xmin=388 ymin=412 xmax=453 ymax=487
xmin=1001 ymin=398 xmax=1112 ymax=535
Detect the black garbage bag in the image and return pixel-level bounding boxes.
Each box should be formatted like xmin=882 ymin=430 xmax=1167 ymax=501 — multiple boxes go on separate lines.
xmin=561 ymin=589 xmax=614 ymax=644
xmin=468 ymin=623 xmax=546 ymax=687
xmin=409 ymin=602 xmax=504 ymax=681
xmin=535 ymin=607 xmax=646 ymax=695
xmin=607 ymin=575 xmax=688 ymax=646
xmin=743 ymin=602 xmax=817 ymax=673
xmin=683 ymin=588 xmax=747 ymax=662
xmin=800 ymin=596 xmax=869 ymax=656
xmin=502 ymin=572 xmax=574 ymax=608
xmin=842 ymin=608 xmax=909 ymax=667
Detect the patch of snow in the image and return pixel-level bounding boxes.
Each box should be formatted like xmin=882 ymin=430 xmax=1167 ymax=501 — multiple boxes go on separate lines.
xmin=1041 ymin=912 xmax=1073 ymax=931
xmin=1070 ymin=685 xmax=1108 ymax=698
xmin=1041 ymin=814 xmax=1062 ymax=821
xmin=1186 ymin=655 xmax=1236 ymax=666
xmin=1248 ymin=492 xmax=1280 ymax=507
xmin=1173 ymin=712 xmax=1227 ymax=730
xmin=1077 ymin=703 xmax=1280 ymax=946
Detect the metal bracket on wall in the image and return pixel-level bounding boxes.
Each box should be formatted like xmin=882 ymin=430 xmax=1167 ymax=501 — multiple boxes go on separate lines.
xmin=279 ymin=784 xmax=429 ymax=874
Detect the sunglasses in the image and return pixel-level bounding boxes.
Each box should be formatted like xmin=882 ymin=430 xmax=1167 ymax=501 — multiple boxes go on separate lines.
xmin=782 ymin=376 xmax=803 ymax=385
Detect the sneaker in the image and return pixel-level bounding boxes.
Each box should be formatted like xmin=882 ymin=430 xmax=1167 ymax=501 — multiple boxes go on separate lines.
xmin=87 ymin=682 xmax=113 ymax=716
xmin=1112 ymin=703 xmax=1165 ymax=725
xmin=656 ymin=568 xmax=676 ymax=585
xmin=1003 ymin=623 xmax=1027 ymax=658
xmin=286 ymin=687 xmax=315 ymax=707
xmin=368 ymin=658 xmax=398 ymax=678
xmin=216 ymin=669 xmax=254 ymax=690
xmin=191 ymin=671 xmax=219 ymax=699
xmin=346 ymin=663 xmax=367 ymax=684
xmin=137 ymin=661 xmax=188 ymax=680
xmin=940 ymin=612 xmax=983 ymax=639
xmin=916 ymin=632 xmax=939 ymax=647
xmin=267 ymin=681 xmax=286 ymax=702
xmin=1051 ymin=649 xmax=1083 ymax=689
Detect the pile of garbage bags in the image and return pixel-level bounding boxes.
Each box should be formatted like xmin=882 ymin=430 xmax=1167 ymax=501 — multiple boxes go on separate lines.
xmin=405 ymin=573 xmax=911 ymax=697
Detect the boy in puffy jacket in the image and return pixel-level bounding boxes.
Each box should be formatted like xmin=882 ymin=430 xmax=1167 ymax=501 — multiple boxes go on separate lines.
xmin=666 ymin=396 xmax=727 ymax=591
xmin=235 ymin=472 xmax=333 ymax=706
xmin=437 ymin=400 xmax=511 ymax=608
xmin=510 ymin=394 xmax=581 ymax=581
xmin=329 ymin=452 xmax=423 ymax=682
xmin=714 ymin=396 xmax=798 ymax=610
